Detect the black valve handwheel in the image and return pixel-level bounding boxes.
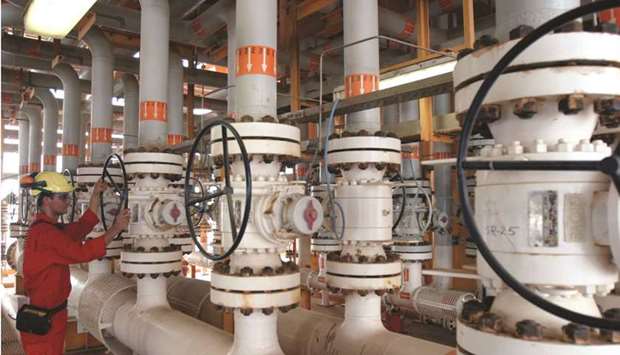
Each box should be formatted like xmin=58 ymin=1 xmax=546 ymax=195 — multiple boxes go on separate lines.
xmin=100 ymin=153 xmax=129 ymax=231
xmin=184 ymin=118 xmax=252 ymax=261
xmin=62 ymin=169 xmax=77 ymax=223
xmin=187 ymin=176 xmax=208 ymax=228
xmin=390 ymin=173 xmax=407 ymax=231
xmin=456 ymin=0 xmax=620 ymax=331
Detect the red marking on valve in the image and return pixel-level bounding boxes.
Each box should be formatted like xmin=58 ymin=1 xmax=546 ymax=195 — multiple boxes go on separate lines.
xmin=170 ymin=203 xmax=181 ymax=223
xmin=303 ymin=200 xmax=318 ymax=231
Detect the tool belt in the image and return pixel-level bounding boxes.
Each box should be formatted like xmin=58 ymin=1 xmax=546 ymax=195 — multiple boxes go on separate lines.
xmin=16 ymin=300 xmax=67 ymax=335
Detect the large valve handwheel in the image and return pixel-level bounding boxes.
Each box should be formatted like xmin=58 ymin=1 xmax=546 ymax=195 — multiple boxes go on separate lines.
xmin=62 ymin=169 xmax=78 ymax=223
xmin=456 ymin=0 xmax=620 ymax=331
xmin=184 ymin=118 xmax=252 ymax=261
xmin=100 ymin=153 xmax=129 ymax=231
xmin=187 ymin=176 xmax=208 ymax=227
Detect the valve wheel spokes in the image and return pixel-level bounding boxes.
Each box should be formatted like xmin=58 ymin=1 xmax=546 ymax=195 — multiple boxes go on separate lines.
xmin=101 ymin=153 xmax=129 ymax=232
xmin=62 ymin=169 xmax=78 ymax=223
xmin=184 ymin=118 xmax=252 ymax=261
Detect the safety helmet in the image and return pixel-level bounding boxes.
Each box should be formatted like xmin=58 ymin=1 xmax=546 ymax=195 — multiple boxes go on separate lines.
xmin=27 ymin=171 xmax=75 ymax=197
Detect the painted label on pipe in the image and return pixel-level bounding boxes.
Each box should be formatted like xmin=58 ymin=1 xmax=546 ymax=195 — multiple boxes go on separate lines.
xmin=344 ymin=73 xmax=379 ymax=97
xmin=140 ymin=101 xmax=168 ymax=122
xmin=167 ymin=134 xmax=184 ymax=145
xmin=62 ymin=144 xmax=79 ymax=157
xmin=91 ymin=127 xmax=113 ymax=144
xmin=399 ymin=20 xmax=415 ymax=38
xmin=43 ymin=155 xmax=56 ymax=166
xmin=29 ymin=163 xmax=40 ymax=173
xmin=236 ymin=45 xmax=277 ymax=77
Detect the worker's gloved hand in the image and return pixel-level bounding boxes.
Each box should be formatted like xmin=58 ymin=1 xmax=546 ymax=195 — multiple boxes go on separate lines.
xmin=112 ymin=209 xmax=131 ymax=232
xmin=92 ymin=179 xmax=109 ymax=195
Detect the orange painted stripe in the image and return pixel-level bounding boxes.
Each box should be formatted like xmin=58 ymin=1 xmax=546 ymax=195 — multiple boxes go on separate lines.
xmin=236 ymin=45 xmax=277 ymax=77
xmin=139 ymin=101 xmax=168 ymax=122
xmin=399 ymin=292 xmax=411 ymax=300
xmin=62 ymin=144 xmax=79 ymax=157
xmin=599 ymin=9 xmax=620 ymax=26
xmin=308 ymin=55 xmax=320 ymax=73
xmin=167 ymin=134 xmax=184 ymax=145
xmin=438 ymin=0 xmax=454 ymax=12
xmin=43 ymin=155 xmax=56 ymax=166
xmin=91 ymin=127 xmax=113 ymax=144
xmin=29 ymin=163 xmax=40 ymax=173
xmin=402 ymin=148 xmax=419 ymax=160
xmin=20 ymin=165 xmax=29 ymax=174
xmin=344 ymin=73 xmax=379 ymax=98
xmin=432 ymin=151 xmax=452 ymax=160
xmin=399 ymin=20 xmax=415 ymax=38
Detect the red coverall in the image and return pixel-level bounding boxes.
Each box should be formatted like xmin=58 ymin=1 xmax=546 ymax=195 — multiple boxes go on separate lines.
xmin=20 ymin=209 xmax=106 ymax=355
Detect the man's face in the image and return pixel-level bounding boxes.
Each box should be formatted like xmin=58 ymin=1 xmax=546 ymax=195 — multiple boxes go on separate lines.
xmin=46 ymin=193 xmax=70 ymax=215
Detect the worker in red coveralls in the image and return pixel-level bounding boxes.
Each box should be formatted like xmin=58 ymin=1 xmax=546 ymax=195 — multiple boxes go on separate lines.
xmin=20 ymin=172 xmax=130 ymax=355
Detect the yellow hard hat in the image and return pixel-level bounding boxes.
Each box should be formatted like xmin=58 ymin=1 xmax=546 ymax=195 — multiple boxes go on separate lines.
xmin=30 ymin=171 xmax=75 ymax=197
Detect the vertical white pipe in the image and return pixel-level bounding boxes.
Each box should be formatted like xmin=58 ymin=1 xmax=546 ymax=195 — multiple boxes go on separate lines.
xmin=33 ymin=88 xmax=59 ymax=172
xmin=432 ymin=142 xmax=452 ymax=289
xmin=223 ymin=5 xmax=236 ymax=117
xmin=87 ymin=259 xmax=111 ymax=280
xmin=79 ymin=110 xmax=89 ymax=164
xmin=83 ymin=27 xmax=114 ymax=164
xmin=399 ymin=100 xmax=419 ymax=122
xmin=23 ymin=105 xmax=42 ymax=173
xmin=343 ymin=0 xmax=380 ymax=133
xmin=167 ymin=51 xmax=184 ymax=145
xmin=136 ymin=277 xmax=170 ymax=311
xmin=402 ymin=261 xmax=423 ymax=294
xmin=495 ymin=0 xmax=580 ymax=42
xmin=53 ymin=63 xmax=81 ymax=172
xmin=235 ymin=0 xmax=277 ymax=121
xmin=17 ymin=111 xmax=29 ymax=175
xmin=121 ymin=74 xmax=139 ymax=150
xmin=230 ymin=311 xmax=284 ymax=355
xmin=138 ymin=0 xmax=169 ymax=147
xmin=432 ymin=93 xmax=451 ymax=117
xmin=383 ymin=104 xmax=399 ymax=126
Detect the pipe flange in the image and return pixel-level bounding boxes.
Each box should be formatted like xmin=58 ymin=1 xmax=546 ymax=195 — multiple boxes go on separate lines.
xmin=211 ymin=270 xmax=300 ymax=292
xmin=327 ymin=136 xmax=401 ymax=166
xmin=124 ymin=152 xmax=184 ymax=176
xmin=326 ymin=260 xmax=401 ymax=290
xmin=311 ymin=237 xmax=342 ymax=252
xmin=210 ymin=287 xmax=300 ymax=310
xmin=169 ymin=235 xmax=194 ymax=254
xmin=120 ymin=249 xmax=182 ymax=275
xmin=9 ymin=223 xmax=28 ymax=239
xmin=457 ymin=319 xmax=620 ymax=355
xmin=76 ymin=166 xmax=123 ymax=184
xmin=391 ymin=241 xmax=433 ymax=261
xmin=211 ymin=122 xmax=301 ymax=158
xmin=104 ymin=239 xmax=123 ymax=258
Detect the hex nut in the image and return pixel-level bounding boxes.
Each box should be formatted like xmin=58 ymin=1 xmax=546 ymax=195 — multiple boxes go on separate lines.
xmin=513 ymin=98 xmax=538 ymax=119
xmin=558 ymin=94 xmax=584 ymax=115
xmin=515 ymin=319 xmax=544 ymax=341
xmin=561 ymin=323 xmax=591 ymax=345
xmin=461 ymin=300 xmax=486 ymax=323
xmin=479 ymin=313 xmax=503 ymax=334
xmin=509 ymin=25 xmax=534 ymax=39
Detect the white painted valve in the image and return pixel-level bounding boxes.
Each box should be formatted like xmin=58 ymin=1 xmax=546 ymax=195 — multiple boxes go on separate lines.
xmin=284 ymin=195 xmax=323 ymax=235
xmin=146 ymin=198 xmax=186 ymax=231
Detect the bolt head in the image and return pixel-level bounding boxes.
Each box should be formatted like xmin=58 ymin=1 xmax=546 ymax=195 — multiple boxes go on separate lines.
xmin=479 ymin=313 xmax=503 ymax=334
xmin=513 ymin=98 xmax=538 ymax=119
xmin=515 ymin=319 xmax=544 ymax=341
xmin=558 ymin=95 xmax=585 ymax=115
xmin=561 ymin=323 xmax=591 ymax=345
xmin=474 ymin=35 xmax=499 ymax=50
xmin=461 ymin=300 xmax=486 ymax=323
xmin=509 ymin=25 xmax=534 ymax=39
